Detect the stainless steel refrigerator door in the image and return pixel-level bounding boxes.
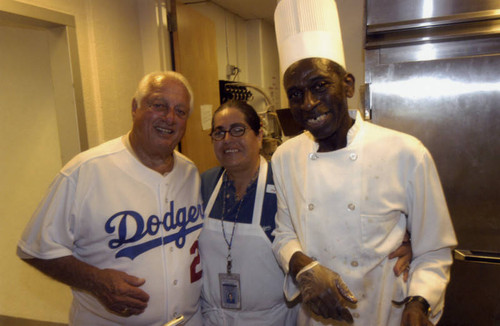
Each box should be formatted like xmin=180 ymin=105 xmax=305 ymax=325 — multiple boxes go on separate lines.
xmin=366 ymin=49 xmax=500 ymax=325
xmin=366 ymin=0 xmax=500 ymax=26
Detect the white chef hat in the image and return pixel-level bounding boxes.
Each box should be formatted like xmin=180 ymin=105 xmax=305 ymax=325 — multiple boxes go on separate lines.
xmin=274 ymin=0 xmax=345 ymax=74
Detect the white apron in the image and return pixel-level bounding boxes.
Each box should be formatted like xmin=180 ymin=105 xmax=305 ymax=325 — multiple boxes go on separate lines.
xmin=199 ymin=157 xmax=296 ymax=326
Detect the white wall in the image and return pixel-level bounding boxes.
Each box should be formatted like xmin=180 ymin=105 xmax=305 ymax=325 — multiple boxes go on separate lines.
xmin=181 ymin=2 xmax=281 ymax=109
xmin=337 ymin=0 xmax=365 ymax=111
xmin=260 ymin=20 xmax=281 ymax=109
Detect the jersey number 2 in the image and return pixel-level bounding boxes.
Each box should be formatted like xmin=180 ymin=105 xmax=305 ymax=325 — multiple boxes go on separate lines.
xmin=190 ymin=240 xmax=202 ymax=283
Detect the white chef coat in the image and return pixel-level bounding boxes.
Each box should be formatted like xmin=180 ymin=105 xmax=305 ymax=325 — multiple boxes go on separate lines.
xmin=199 ymin=156 xmax=298 ymax=325
xmin=271 ymin=112 xmax=457 ymax=326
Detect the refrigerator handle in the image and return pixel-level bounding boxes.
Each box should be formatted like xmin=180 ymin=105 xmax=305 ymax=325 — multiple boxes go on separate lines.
xmin=454 ymin=249 xmax=500 ymax=265
xmin=359 ymin=83 xmax=372 ymax=120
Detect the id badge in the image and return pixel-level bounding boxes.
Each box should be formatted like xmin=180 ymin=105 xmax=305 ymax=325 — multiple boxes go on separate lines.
xmin=219 ymin=273 xmax=241 ymax=310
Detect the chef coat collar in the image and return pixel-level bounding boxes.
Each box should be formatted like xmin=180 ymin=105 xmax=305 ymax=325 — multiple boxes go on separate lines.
xmin=346 ymin=110 xmax=362 ymax=147
xmin=306 ymin=109 xmax=362 ymax=153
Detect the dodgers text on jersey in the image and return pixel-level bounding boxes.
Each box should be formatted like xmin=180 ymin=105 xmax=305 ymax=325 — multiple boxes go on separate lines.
xmin=105 ymin=201 xmax=204 ymax=260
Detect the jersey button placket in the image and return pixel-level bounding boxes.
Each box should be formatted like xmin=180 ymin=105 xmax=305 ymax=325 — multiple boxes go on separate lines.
xmin=160 ymin=181 xmax=171 ymax=323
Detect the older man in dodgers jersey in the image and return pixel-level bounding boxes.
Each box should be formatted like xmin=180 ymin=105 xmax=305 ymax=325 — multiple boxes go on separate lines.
xmin=17 ymin=71 xmax=204 ymax=325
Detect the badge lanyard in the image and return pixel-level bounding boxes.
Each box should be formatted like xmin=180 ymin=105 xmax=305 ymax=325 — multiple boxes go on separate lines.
xmin=219 ymin=173 xmax=246 ymax=310
xmin=220 ymin=177 xmax=244 ymax=274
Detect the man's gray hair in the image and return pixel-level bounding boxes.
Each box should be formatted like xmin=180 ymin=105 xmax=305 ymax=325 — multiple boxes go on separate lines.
xmin=134 ymin=71 xmax=194 ymax=115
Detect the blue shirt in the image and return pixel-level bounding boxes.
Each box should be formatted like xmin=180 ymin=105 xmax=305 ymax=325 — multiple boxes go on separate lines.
xmin=200 ymin=162 xmax=277 ymax=241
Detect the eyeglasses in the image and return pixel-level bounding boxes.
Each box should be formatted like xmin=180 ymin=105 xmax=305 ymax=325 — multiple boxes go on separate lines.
xmin=210 ymin=125 xmax=247 ymax=141
xmin=147 ymin=102 xmax=188 ymax=119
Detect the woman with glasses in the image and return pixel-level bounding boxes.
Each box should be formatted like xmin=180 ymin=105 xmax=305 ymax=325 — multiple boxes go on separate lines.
xmin=198 ymin=100 xmax=298 ymax=325
xmin=197 ymin=100 xmax=412 ymax=325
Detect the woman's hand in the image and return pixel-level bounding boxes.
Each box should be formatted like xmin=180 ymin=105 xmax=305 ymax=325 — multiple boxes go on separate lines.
xmin=389 ymin=231 xmax=412 ymax=281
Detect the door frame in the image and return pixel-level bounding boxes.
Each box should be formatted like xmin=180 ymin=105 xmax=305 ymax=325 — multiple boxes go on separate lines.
xmin=0 ymin=0 xmax=88 ymax=163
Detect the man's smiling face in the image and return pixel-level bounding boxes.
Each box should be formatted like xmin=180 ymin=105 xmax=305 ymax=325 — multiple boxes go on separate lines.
xmin=131 ymin=77 xmax=190 ymax=157
xmin=284 ymin=58 xmax=354 ymax=145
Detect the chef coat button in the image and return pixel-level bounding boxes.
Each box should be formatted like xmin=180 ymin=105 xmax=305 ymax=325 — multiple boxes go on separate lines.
xmin=347 ymin=203 xmax=356 ymax=211
xmin=170 ymin=247 xmax=174 ymax=252
xmin=173 ymin=280 xmax=178 ymax=285
xmin=309 ymin=153 xmax=318 ymax=160
xmin=351 ymin=260 xmax=359 ymax=267
xmin=349 ymin=152 xmax=358 ymax=161
xmin=308 ymin=203 xmax=314 ymax=211
xmin=353 ymin=312 xmax=360 ymax=318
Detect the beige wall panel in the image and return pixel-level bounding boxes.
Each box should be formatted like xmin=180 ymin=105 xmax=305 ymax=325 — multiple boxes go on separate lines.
xmin=86 ymin=0 xmax=145 ymax=141
xmin=0 ymin=25 xmax=71 ymax=323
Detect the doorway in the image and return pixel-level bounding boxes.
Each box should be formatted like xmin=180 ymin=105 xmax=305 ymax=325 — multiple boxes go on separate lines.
xmin=0 ymin=2 xmax=85 ymax=323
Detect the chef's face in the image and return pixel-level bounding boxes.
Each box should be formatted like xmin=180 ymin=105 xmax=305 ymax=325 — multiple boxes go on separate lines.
xmin=284 ymin=58 xmax=354 ymax=142
xmin=212 ymin=107 xmax=262 ymax=173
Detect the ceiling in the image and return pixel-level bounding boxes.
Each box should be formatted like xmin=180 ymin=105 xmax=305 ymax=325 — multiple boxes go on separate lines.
xmin=181 ymin=0 xmax=277 ymax=24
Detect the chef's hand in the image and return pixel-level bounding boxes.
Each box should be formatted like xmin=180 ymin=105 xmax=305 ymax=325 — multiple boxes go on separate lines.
xmin=389 ymin=231 xmax=412 ymax=282
xmin=92 ymin=268 xmax=150 ymax=317
xmin=400 ymin=301 xmax=434 ymax=326
xmin=295 ymin=261 xmax=358 ymax=323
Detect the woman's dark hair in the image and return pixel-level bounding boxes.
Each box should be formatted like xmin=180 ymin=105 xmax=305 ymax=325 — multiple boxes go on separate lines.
xmin=211 ymin=100 xmax=261 ymax=135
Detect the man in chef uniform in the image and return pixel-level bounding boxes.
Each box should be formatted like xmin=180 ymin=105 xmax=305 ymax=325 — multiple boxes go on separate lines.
xmin=271 ymin=0 xmax=458 ymax=325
